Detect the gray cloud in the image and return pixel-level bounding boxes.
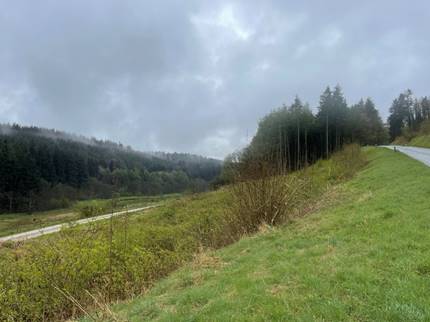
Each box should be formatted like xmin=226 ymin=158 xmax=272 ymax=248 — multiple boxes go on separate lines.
xmin=0 ymin=0 xmax=429 ymax=158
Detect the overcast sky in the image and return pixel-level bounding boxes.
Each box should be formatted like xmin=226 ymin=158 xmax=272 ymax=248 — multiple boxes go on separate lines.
xmin=0 ymin=1 xmax=429 ymax=158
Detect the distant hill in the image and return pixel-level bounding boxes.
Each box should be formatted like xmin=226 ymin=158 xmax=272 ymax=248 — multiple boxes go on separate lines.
xmin=0 ymin=123 xmax=222 ymax=213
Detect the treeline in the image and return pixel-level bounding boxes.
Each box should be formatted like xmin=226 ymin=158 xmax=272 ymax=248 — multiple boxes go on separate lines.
xmin=388 ymin=89 xmax=430 ymax=141
xmin=237 ymin=85 xmax=387 ymax=172
xmin=0 ymin=124 xmax=221 ymax=213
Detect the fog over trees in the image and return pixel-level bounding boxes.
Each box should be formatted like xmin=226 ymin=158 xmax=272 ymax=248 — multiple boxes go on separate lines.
xmin=2 ymin=86 xmax=429 ymax=213
xmin=0 ymin=124 xmax=221 ymax=213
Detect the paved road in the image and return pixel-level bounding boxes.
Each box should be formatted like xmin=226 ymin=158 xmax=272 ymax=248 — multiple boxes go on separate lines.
xmin=383 ymin=145 xmax=430 ymax=167
xmin=0 ymin=205 xmax=158 ymax=243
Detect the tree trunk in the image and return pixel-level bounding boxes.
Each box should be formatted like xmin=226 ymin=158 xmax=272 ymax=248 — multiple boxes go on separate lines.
xmin=286 ymin=133 xmax=291 ymax=172
xmin=297 ymin=120 xmax=300 ymax=170
xmin=326 ymin=113 xmax=329 ymax=158
xmin=28 ymin=192 xmax=33 ymax=214
xmin=304 ymin=128 xmax=308 ymax=167
xmin=278 ymin=127 xmax=283 ymax=173
xmin=335 ymin=126 xmax=339 ymax=151
xmin=7 ymin=192 xmax=13 ymax=212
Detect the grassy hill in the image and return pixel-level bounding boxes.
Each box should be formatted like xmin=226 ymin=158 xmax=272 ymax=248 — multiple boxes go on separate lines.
xmin=393 ymin=134 xmax=430 ymax=148
xmin=393 ymin=119 xmax=430 ymax=148
xmin=409 ymin=135 xmax=430 ymax=148
xmin=102 ymin=148 xmax=430 ymax=321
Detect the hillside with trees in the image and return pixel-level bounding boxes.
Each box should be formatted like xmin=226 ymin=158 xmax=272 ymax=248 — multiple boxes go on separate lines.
xmin=0 ymin=124 xmax=221 ymax=213
xmin=388 ymin=90 xmax=430 ymax=147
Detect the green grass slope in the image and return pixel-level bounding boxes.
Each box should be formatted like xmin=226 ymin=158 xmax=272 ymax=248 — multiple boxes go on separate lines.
xmin=107 ymin=148 xmax=430 ymax=321
xmin=410 ymin=135 xmax=430 ymax=148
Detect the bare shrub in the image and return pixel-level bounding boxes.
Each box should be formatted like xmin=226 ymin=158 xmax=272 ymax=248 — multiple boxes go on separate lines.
xmin=225 ymin=144 xmax=367 ymax=239
xmin=225 ymin=159 xmax=313 ymax=238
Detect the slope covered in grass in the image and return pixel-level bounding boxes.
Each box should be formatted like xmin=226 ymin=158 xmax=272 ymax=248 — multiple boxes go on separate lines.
xmin=410 ymin=135 xmax=430 ymax=148
xmin=108 ymin=148 xmax=430 ymax=321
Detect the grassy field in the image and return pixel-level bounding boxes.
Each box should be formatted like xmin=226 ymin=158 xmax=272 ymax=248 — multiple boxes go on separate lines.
xmin=0 ymin=194 xmax=180 ymax=237
xmin=105 ymin=147 xmax=430 ymax=321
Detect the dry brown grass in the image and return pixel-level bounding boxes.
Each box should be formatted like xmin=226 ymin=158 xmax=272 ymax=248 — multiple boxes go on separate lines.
xmin=191 ymin=251 xmax=226 ymax=270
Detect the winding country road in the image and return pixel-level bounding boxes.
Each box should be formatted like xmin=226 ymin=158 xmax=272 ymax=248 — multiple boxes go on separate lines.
xmin=383 ymin=145 xmax=430 ymax=167
xmin=0 ymin=205 xmax=158 ymax=243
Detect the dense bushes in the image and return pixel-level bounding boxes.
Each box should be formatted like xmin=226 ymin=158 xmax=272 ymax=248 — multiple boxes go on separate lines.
xmin=0 ymin=191 xmax=229 ymax=321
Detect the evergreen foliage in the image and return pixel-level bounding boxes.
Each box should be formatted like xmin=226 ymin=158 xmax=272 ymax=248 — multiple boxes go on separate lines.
xmin=0 ymin=124 xmax=221 ymax=213
xmin=388 ymin=89 xmax=430 ymax=141
xmin=240 ymin=85 xmax=387 ymax=172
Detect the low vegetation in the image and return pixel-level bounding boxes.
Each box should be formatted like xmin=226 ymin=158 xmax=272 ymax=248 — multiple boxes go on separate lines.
xmin=0 ymin=195 xmax=177 ymax=237
xmin=104 ymin=147 xmax=430 ymax=321
xmin=410 ymin=135 xmax=430 ymax=148
xmin=0 ymin=146 xmax=365 ymax=321
xmin=0 ymin=191 xmax=229 ymax=321
xmin=225 ymin=145 xmax=365 ymax=239
xmin=393 ymin=119 xmax=430 ymax=148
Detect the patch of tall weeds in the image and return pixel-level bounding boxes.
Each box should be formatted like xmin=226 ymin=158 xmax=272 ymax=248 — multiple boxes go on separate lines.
xmin=226 ymin=162 xmax=312 ymax=237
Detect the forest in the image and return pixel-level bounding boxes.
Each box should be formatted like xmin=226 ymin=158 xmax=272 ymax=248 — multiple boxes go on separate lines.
xmin=0 ymin=124 xmax=221 ymax=213
xmin=387 ymin=89 xmax=430 ymax=141
xmin=230 ymin=85 xmax=388 ymax=174
xmin=223 ymin=86 xmax=429 ymax=179
xmin=2 ymin=87 xmax=428 ymax=214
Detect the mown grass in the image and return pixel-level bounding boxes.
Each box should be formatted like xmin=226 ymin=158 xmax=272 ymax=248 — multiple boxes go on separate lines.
xmin=106 ymin=147 xmax=430 ymax=322
xmin=0 ymin=194 xmax=179 ymax=237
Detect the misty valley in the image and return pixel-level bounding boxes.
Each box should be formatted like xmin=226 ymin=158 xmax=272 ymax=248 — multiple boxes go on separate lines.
xmin=1 ymin=1 xmax=430 ymax=321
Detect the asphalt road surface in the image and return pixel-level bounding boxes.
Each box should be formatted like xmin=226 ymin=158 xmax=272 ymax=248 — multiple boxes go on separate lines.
xmin=383 ymin=145 xmax=430 ymax=167
xmin=0 ymin=205 xmax=157 ymax=243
